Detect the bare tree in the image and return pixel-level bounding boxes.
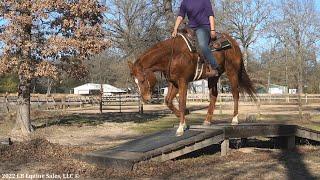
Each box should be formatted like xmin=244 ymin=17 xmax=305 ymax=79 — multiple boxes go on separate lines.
xmin=217 ymin=0 xmax=271 ymax=67
xmin=268 ymin=0 xmax=320 ymax=119
xmin=106 ymin=0 xmax=166 ymax=58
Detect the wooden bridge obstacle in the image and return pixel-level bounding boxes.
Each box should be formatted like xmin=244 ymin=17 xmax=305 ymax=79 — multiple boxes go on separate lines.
xmin=79 ymin=123 xmax=319 ymax=170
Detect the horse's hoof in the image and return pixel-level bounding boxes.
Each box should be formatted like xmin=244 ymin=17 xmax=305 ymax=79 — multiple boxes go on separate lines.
xmin=231 ymin=115 xmax=239 ymax=125
xmin=231 ymin=121 xmax=239 ymax=125
xmin=176 ymin=123 xmax=187 ymax=136
xmin=202 ymin=121 xmax=211 ymax=126
xmin=176 ymin=131 xmax=184 ymax=137
xmin=176 ymin=128 xmax=184 ymax=136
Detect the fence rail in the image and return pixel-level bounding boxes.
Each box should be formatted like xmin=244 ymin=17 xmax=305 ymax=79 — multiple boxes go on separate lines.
xmin=0 ymin=93 xmax=319 ymax=113
xmin=1 ymin=93 xmax=320 ymax=104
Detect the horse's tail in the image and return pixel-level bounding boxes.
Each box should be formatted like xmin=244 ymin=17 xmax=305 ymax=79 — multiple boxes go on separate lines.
xmin=238 ymin=57 xmax=257 ymax=101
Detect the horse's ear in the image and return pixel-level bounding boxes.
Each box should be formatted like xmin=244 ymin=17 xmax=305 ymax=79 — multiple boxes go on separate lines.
xmin=128 ymin=61 xmax=133 ymax=71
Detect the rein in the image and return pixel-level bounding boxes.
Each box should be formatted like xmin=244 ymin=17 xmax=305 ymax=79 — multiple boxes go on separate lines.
xmin=143 ymin=70 xmax=151 ymax=92
xmin=167 ymin=37 xmax=176 ymax=80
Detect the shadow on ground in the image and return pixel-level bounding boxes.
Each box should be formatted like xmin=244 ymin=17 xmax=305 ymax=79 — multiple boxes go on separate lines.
xmin=34 ymin=105 xmax=211 ymax=129
xmin=34 ymin=112 xmax=167 ymax=129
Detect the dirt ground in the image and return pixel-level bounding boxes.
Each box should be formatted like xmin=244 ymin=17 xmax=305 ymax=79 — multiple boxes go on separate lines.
xmin=1 ymin=139 xmax=319 ymax=179
xmin=0 ymin=102 xmax=320 ymax=179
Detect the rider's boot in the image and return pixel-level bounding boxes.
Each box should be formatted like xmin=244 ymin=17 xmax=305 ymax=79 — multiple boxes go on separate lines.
xmin=206 ymin=65 xmax=219 ymax=77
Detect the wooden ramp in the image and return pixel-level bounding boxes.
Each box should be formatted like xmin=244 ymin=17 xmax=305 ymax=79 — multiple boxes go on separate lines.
xmin=81 ymin=127 xmax=224 ymax=169
xmin=80 ymin=123 xmax=320 ymax=170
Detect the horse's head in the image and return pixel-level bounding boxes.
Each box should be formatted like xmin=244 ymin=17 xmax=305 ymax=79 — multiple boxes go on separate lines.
xmin=128 ymin=61 xmax=157 ymax=103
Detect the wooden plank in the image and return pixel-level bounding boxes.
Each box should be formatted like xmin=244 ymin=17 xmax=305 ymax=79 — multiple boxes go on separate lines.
xmin=142 ymin=129 xmax=223 ymax=158
xmin=150 ymin=134 xmax=224 ymax=162
xmin=213 ymin=124 xmax=297 ymax=138
xmin=116 ymin=129 xmax=202 ymax=152
xmin=296 ymin=127 xmax=320 ymax=142
xmin=277 ymin=136 xmax=296 ymax=150
xmin=287 ymin=136 xmax=296 ymax=150
xmin=81 ymin=128 xmax=224 ymax=169
xmin=221 ymin=139 xmax=229 ymax=156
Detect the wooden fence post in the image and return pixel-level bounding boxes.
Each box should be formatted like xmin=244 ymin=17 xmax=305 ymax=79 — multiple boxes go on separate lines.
xmin=139 ymin=98 xmax=143 ymax=114
xmin=119 ymin=94 xmax=122 ymax=113
xmin=62 ymin=95 xmax=66 ymax=112
xmin=5 ymin=92 xmax=9 ymax=113
xmin=219 ymin=95 xmax=222 ymax=115
xmin=257 ymin=97 xmax=261 ymax=118
xmin=305 ymin=93 xmax=308 ymax=104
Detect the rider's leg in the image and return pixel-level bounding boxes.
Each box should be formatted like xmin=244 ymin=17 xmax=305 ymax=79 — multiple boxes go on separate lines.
xmin=195 ymin=28 xmax=219 ymax=72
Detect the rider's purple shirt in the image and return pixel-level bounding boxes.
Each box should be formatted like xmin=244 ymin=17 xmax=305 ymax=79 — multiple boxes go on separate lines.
xmin=178 ymin=0 xmax=214 ymax=29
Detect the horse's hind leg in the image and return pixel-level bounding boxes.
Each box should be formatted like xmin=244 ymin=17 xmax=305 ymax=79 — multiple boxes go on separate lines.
xmin=226 ymin=71 xmax=239 ymax=125
xmin=204 ymin=77 xmax=219 ymax=125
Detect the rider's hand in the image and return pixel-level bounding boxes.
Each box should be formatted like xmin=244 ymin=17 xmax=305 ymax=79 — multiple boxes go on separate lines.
xmin=172 ymin=29 xmax=178 ymax=38
xmin=210 ymin=30 xmax=217 ymax=39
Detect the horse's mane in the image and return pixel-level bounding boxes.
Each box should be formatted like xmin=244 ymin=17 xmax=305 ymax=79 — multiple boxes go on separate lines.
xmin=134 ymin=38 xmax=174 ymax=66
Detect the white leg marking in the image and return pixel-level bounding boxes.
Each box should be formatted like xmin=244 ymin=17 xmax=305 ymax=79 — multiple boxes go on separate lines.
xmin=231 ymin=114 xmax=239 ymax=125
xmin=203 ymin=121 xmax=211 ymax=126
xmin=176 ymin=122 xmax=187 ymax=136
xmin=134 ymin=78 xmax=141 ymax=92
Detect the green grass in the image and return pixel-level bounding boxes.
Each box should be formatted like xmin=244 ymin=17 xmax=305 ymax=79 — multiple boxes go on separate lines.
xmin=132 ymin=113 xmax=320 ymax=134
xmin=132 ymin=113 xmax=230 ymax=134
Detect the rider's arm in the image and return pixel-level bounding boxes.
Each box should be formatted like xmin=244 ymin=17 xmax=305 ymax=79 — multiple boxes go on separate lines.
xmin=209 ymin=16 xmax=215 ymax=31
xmin=172 ymin=0 xmax=186 ymax=37
xmin=172 ymin=16 xmax=183 ymax=36
xmin=206 ymin=0 xmax=216 ymax=37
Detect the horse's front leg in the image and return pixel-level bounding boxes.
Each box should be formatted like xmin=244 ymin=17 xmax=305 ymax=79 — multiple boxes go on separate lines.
xmin=165 ymin=82 xmax=180 ymax=117
xmin=204 ymin=77 xmax=219 ymax=126
xmin=165 ymin=82 xmax=190 ymax=117
xmin=176 ymin=80 xmax=188 ymax=136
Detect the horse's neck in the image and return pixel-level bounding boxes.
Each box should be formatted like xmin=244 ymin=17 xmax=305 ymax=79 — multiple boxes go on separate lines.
xmin=138 ymin=40 xmax=173 ymax=72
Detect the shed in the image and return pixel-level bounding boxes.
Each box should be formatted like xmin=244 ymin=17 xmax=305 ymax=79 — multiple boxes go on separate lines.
xmin=73 ymin=83 xmax=126 ymax=95
xmin=268 ymin=84 xmax=288 ymax=94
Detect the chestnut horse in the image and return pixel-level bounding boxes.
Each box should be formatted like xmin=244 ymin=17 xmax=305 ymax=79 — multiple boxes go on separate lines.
xmin=128 ymin=32 xmax=256 ymax=136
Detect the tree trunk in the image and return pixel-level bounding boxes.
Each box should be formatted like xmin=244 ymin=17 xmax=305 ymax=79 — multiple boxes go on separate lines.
xmin=163 ymin=0 xmax=174 ymax=30
xmin=99 ymin=83 xmax=103 ymax=114
xmin=14 ymin=75 xmax=34 ymax=136
xmin=243 ymin=47 xmax=249 ymax=68
xmin=297 ymin=49 xmax=303 ymax=120
xmin=46 ymin=78 xmax=52 ymax=96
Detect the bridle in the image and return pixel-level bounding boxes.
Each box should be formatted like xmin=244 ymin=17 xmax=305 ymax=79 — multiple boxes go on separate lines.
xmin=134 ymin=69 xmax=151 ymax=95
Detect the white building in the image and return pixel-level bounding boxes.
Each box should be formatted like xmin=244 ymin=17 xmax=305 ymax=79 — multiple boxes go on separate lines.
xmin=268 ymin=84 xmax=288 ymax=94
xmin=189 ymin=80 xmax=209 ymax=94
xmin=73 ymin=83 xmax=126 ymax=95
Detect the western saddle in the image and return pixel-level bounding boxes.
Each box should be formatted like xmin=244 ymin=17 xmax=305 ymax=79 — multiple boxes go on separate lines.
xmin=177 ymin=28 xmax=232 ymax=79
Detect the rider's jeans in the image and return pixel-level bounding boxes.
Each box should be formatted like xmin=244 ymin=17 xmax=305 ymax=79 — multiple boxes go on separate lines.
xmin=195 ymin=27 xmax=218 ymax=69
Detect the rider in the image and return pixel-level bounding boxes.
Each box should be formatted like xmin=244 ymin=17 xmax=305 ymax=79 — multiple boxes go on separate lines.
xmin=172 ymin=0 xmax=219 ymax=77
